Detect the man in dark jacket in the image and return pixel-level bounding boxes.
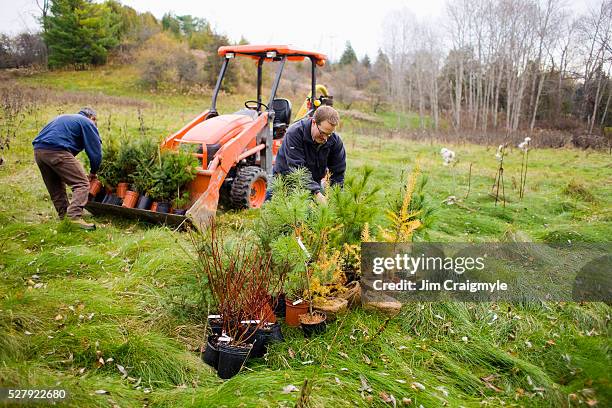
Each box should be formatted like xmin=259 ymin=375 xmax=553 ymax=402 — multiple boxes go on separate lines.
xmin=32 ymin=107 xmax=101 ymax=230
xmin=273 ymin=106 xmax=345 ymax=204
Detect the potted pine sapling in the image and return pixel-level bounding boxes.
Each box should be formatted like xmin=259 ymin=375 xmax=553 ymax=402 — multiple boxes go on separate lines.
xmin=115 ymin=141 xmax=141 ymax=200
xmin=121 ymin=138 xmax=158 ymax=208
xmin=95 ymin=136 xmax=122 ymax=204
xmin=193 ymin=221 xmax=283 ymax=378
xmin=132 ymin=167 xmax=155 ymax=210
xmin=131 ymin=138 xmax=159 ymax=209
xmin=270 ymin=234 xmax=310 ymax=327
xmin=293 ymin=236 xmax=328 ymax=337
xmin=150 ymin=149 xmax=198 ymax=213
xmin=172 ymin=190 xmax=190 ymax=215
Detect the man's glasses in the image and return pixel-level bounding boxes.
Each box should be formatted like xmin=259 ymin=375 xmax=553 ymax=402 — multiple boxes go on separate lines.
xmin=316 ymin=123 xmax=333 ymax=137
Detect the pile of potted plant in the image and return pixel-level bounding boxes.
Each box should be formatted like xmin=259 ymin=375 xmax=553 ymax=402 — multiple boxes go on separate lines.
xmin=91 ymin=137 xmax=198 ymax=214
xmin=194 ymin=222 xmax=284 ymax=379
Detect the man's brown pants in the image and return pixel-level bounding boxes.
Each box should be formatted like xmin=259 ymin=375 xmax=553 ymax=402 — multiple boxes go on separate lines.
xmin=34 ymin=149 xmax=89 ymax=219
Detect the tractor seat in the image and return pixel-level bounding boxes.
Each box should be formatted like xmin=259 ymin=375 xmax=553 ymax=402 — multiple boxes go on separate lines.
xmin=272 ymin=98 xmax=291 ymax=139
xmin=272 ymin=98 xmax=291 ymax=127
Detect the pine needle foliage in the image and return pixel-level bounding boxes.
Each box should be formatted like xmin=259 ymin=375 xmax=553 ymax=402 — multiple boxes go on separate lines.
xmin=327 ymin=166 xmax=381 ymax=245
xmin=379 ymin=166 xmax=424 ymax=242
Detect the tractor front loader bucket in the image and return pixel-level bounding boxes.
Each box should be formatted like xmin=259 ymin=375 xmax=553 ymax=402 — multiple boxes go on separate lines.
xmin=85 ymin=201 xmax=189 ymax=229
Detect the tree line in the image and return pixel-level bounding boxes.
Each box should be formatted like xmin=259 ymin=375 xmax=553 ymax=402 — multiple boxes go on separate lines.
xmin=331 ymin=0 xmax=612 ymax=134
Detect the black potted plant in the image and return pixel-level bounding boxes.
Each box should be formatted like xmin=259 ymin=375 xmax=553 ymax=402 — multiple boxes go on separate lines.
xmin=172 ymin=190 xmax=191 ymax=215
xmin=97 ymin=141 xmax=122 ymax=205
xmin=150 ymin=149 xmax=198 ymax=213
xmin=192 ymin=221 xmax=284 ymax=379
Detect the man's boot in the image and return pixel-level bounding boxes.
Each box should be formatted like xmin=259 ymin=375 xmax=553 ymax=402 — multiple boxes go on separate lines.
xmin=71 ymin=217 xmax=96 ymax=230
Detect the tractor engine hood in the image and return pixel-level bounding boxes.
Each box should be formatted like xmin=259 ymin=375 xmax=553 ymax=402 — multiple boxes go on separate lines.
xmin=180 ymin=114 xmax=255 ymax=145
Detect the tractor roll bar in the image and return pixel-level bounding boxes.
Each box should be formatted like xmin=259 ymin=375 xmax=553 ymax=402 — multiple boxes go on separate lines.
xmin=257 ymin=58 xmax=264 ymax=110
xmin=267 ymin=56 xmax=287 ymax=107
xmin=311 ymin=57 xmax=316 ymax=111
xmin=210 ymin=58 xmax=229 ymax=113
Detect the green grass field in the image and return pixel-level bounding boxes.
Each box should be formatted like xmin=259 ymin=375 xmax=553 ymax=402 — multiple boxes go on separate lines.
xmin=0 ymin=67 xmax=610 ymax=407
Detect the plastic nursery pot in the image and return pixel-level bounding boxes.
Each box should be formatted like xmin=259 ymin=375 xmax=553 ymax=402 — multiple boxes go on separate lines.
xmin=116 ymin=182 xmax=129 ymax=199
xmin=208 ymin=316 xmax=223 ymax=336
xmin=102 ymin=193 xmax=121 ymax=206
xmin=173 ymin=208 xmax=187 ymax=215
xmin=299 ymin=311 xmax=327 ymax=338
xmin=284 ymin=298 xmax=310 ymax=327
xmin=121 ymin=190 xmax=139 ymax=208
xmin=271 ymin=293 xmax=286 ymax=318
xmin=150 ymin=202 xmax=158 ymax=212
xmin=93 ymin=189 xmax=106 ymax=202
xmin=156 ymin=201 xmax=171 ymax=214
xmin=136 ymin=195 xmax=153 ymax=210
xmin=249 ymin=323 xmax=284 ymax=358
xmin=202 ymin=334 xmax=219 ymax=369
xmin=89 ymin=179 xmax=102 ymax=196
xmin=217 ymin=343 xmax=252 ymax=379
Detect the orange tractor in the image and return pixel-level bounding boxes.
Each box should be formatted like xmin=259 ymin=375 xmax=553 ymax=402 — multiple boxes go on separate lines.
xmin=87 ymin=45 xmax=332 ymax=228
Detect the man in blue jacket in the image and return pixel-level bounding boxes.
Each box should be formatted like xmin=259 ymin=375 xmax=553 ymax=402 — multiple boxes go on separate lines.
xmin=32 ymin=108 xmax=101 ymax=230
xmin=273 ymin=106 xmax=345 ymax=204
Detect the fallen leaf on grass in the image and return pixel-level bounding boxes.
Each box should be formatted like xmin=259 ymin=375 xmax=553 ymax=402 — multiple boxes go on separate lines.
xmin=94 ymin=390 xmax=109 ymax=395
xmin=481 ymin=375 xmax=502 ymax=393
xmin=586 ymin=399 xmax=598 ymax=407
xmin=282 ymin=384 xmax=298 ymax=394
xmin=338 ymin=352 xmax=349 ymax=359
xmin=402 ymin=397 xmax=412 ymax=405
xmin=359 ymin=375 xmax=372 ymax=393
xmin=435 ymin=386 xmax=449 ymax=397
xmin=288 ymin=348 xmax=295 ymax=358
xmin=411 ymin=382 xmax=425 ymax=391
xmin=380 ymin=391 xmax=396 ymax=406
xmin=54 ymin=314 xmax=63 ymax=321
xmin=117 ymin=364 xmax=128 ymax=379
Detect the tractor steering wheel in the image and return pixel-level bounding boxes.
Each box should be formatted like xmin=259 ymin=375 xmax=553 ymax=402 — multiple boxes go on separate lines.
xmin=244 ymin=100 xmax=269 ymax=111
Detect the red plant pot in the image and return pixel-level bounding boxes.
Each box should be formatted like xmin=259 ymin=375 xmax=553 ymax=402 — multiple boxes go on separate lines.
xmin=89 ymin=179 xmax=102 ymax=196
xmin=285 ymin=298 xmax=310 ymax=327
xmin=122 ymin=190 xmax=139 ymax=208
xmin=116 ymin=182 xmax=129 ymax=199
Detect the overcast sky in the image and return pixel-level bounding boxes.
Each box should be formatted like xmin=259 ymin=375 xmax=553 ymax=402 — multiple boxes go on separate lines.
xmin=0 ymin=0 xmax=598 ymax=61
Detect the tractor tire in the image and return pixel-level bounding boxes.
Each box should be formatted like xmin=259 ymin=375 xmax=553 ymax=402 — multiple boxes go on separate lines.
xmin=230 ymin=166 xmax=268 ymax=209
